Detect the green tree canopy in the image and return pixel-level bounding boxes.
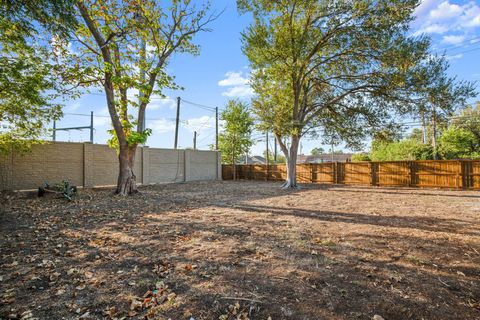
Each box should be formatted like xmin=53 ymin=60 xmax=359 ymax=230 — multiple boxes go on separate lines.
xmin=438 ymin=127 xmax=480 ymax=159
xmin=452 ymin=102 xmax=480 ymax=144
xmin=310 ymin=147 xmax=324 ymax=156
xmin=63 ymin=0 xmax=217 ymax=195
xmin=239 ymin=0 xmax=436 ymax=188
xmin=218 ymin=100 xmax=255 ymax=172
xmin=0 ymin=0 xmax=77 ymax=153
xmin=371 ymin=139 xmax=433 ymax=161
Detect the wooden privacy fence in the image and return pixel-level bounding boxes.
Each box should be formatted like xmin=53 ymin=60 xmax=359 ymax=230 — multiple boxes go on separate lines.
xmin=222 ymin=160 xmax=480 ymax=189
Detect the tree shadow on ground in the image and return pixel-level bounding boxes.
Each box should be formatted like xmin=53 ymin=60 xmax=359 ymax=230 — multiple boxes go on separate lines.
xmin=312 ymin=183 xmax=480 ymax=199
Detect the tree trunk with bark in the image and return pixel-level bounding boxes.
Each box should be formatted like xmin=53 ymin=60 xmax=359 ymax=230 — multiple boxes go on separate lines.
xmin=116 ymin=144 xmax=138 ymax=195
xmin=277 ymin=134 xmax=300 ymax=189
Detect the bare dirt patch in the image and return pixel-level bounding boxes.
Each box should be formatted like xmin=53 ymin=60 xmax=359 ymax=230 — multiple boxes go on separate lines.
xmin=1 ymin=181 xmax=479 ymax=320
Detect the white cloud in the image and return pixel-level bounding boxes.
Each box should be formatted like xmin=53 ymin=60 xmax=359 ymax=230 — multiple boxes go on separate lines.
xmin=447 ymin=53 xmax=464 ymax=60
xmin=184 ymin=116 xmax=216 ymax=134
xmin=442 ymin=34 xmax=466 ymax=44
xmin=218 ymin=70 xmax=254 ymax=98
xmin=430 ymin=1 xmax=463 ymax=20
xmin=413 ymin=0 xmax=480 ymax=35
xmin=66 ymin=102 xmax=81 ymax=111
xmin=147 ymin=96 xmax=176 ymax=110
xmin=218 ymin=71 xmax=249 ymax=86
xmin=221 ymin=86 xmax=254 ymax=98
xmin=149 ymin=118 xmax=176 ymax=134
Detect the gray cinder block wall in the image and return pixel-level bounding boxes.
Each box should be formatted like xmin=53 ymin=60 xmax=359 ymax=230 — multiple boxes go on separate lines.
xmin=0 ymin=142 xmax=221 ymax=191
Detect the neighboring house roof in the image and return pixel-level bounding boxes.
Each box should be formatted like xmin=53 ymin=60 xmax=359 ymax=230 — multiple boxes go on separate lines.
xmin=297 ymin=153 xmax=353 ymax=163
xmin=238 ymin=155 xmax=266 ymax=164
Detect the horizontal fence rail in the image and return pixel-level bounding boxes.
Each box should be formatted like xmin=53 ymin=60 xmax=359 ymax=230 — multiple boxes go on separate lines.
xmin=222 ymin=160 xmax=480 ymax=189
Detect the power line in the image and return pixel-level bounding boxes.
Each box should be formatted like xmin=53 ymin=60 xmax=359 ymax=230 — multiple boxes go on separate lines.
xmin=430 ymin=35 xmax=480 ymax=53
xmin=180 ymin=98 xmax=217 ymax=111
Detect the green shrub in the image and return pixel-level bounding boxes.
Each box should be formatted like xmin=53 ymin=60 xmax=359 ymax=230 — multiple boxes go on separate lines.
xmin=371 ymin=140 xmax=433 ymax=161
xmin=438 ymin=127 xmax=480 ymax=159
xmin=351 ymin=153 xmax=371 ymax=162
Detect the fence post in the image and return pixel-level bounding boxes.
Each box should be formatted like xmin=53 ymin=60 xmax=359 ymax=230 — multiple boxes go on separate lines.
xmin=409 ymin=161 xmax=415 ymax=187
xmin=457 ymin=160 xmax=462 ymax=189
xmin=334 ymin=162 xmax=338 ymax=184
xmin=370 ymin=162 xmax=376 ymax=186
xmin=311 ymin=164 xmax=316 ymax=183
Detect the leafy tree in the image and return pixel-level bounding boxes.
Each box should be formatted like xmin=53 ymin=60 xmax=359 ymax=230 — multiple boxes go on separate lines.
xmin=263 ymin=150 xmax=286 ymax=164
xmin=351 ymin=153 xmax=371 ymax=162
xmin=310 ymin=147 xmax=324 ymax=156
xmin=412 ymin=57 xmax=476 ymax=158
xmin=452 ymin=102 xmax=480 ymax=145
xmin=371 ymin=139 xmax=433 ymax=161
xmin=240 ymin=0 xmax=432 ymax=189
xmin=218 ymin=100 xmax=254 ymax=179
xmin=65 ymin=0 xmax=217 ymax=195
xmin=408 ymin=128 xmax=425 ymax=143
xmin=438 ymin=127 xmax=480 ymax=159
xmin=371 ymin=128 xmax=403 ymax=151
xmin=0 ymin=0 xmax=77 ymax=153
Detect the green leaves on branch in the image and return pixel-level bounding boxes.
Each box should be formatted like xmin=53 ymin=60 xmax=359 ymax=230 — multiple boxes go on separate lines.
xmin=218 ymin=100 xmax=255 ymax=164
xmin=0 ymin=0 xmax=77 ymax=153
xmin=241 ymin=0 xmax=435 ymax=153
xmin=71 ymin=0 xmax=217 ymax=151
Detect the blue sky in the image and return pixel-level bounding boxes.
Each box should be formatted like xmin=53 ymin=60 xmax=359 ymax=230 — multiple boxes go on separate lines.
xmin=54 ymin=0 xmax=480 ymax=156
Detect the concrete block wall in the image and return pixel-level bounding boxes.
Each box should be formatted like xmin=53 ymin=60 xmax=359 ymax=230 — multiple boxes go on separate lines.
xmin=0 ymin=142 xmax=84 ymax=190
xmin=147 ymin=148 xmax=185 ymax=184
xmin=0 ymin=142 xmax=221 ymax=190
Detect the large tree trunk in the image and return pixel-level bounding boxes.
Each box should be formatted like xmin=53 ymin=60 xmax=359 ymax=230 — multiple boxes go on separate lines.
xmin=277 ymin=134 xmax=300 ymax=189
xmin=116 ymin=144 xmax=138 ymax=195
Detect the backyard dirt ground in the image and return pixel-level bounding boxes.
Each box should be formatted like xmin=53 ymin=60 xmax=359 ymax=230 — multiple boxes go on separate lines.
xmin=0 ymin=181 xmax=479 ymax=320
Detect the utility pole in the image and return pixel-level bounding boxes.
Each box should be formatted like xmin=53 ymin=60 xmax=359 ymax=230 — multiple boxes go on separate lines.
xmin=174 ymin=97 xmax=180 ymax=149
xmin=52 ymin=120 xmax=56 ymax=141
xmin=215 ymin=106 xmax=219 ymax=150
xmin=193 ymin=131 xmax=197 ymax=150
xmin=89 ymin=111 xmax=94 ymax=143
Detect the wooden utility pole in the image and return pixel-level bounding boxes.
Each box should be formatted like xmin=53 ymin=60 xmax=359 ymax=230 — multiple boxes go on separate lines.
xmin=174 ymin=97 xmax=180 ymax=149
xmin=193 ymin=131 xmax=197 ymax=150
xmin=52 ymin=120 xmax=56 ymax=141
xmin=89 ymin=111 xmax=94 ymax=143
xmin=215 ymin=106 xmax=219 ymax=150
